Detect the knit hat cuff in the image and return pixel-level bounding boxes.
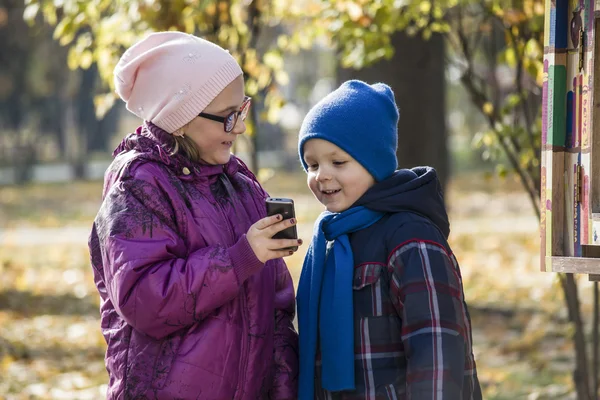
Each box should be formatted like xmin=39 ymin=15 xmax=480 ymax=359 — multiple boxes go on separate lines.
xmin=299 ymin=132 xmax=393 ymax=182
xmin=155 ymin=59 xmax=243 ymax=133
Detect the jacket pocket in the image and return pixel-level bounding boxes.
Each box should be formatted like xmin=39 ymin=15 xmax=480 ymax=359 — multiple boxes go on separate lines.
xmin=352 ymin=263 xmax=383 ymax=290
xmin=352 ymin=263 xmax=390 ymax=319
xmin=151 ymin=334 xmax=182 ymax=389
xmin=352 ymin=263 xmax=404 ymax=375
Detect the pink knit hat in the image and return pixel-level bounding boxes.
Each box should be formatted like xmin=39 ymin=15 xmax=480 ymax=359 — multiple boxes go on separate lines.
xmin=114 ymin=31 xmax=243 ymax=133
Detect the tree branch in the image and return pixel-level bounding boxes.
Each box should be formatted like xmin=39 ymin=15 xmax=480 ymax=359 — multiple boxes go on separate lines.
xmin=456 ymin=8 xmax=540 ymax=218
xmin=506 ymin=19 xmax=537 ymax=167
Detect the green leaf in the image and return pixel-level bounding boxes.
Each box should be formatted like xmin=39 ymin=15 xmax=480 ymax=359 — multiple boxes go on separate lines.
xmin=67 ymin=47 xmax=80 ymax=70
xmin=501 ymin=47 xmax=517 ymax=67
xmin=422 ymin=28 xmax=432 ymax=40
xmin=263 ymin=50 xmax=284 ymax=70
xmin=93 ymin=93 xmax=116 ymax=119
xmin=41 ymin=2 xmax=57 ymax=26
xmin=80 ymin=50 xmax=93 ymax=70
xmin=419 ymin=1 xmax=431 ymax=13
xmin=275 ymin=70 xmax=289 ymax=85
xmin=496 ymin=163 xmax=508 ymax=178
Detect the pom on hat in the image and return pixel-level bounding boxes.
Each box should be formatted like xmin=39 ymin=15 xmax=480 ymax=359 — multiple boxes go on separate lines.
xmin=298 ymin=80 xmax=399 ymax=182
xmin=114 ymin=31 xmax=243 ymax=133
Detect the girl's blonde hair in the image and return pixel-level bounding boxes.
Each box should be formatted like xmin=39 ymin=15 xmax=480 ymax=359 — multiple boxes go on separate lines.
xmin=170 ymin=124 xmax=201 ymax=163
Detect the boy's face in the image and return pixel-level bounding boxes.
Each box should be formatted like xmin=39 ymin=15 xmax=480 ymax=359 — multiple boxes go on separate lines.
xmin=303 ymin=139 xmax=375 ymax=213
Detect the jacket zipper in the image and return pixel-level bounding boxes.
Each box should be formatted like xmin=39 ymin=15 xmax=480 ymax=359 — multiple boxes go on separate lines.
xmin=215 ymin=176 xmax=238 ymax=244
xmin=235 ymin=285 xmax=250 ymax=399
xmin=215 ymin=203 xmax=236 ymax=244
xmin=212 ymin=178 xmax=250 ymax=398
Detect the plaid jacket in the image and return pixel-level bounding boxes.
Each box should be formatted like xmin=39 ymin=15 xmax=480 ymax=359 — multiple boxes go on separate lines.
xmin=313 ymin=212 xmax=481 ymax=400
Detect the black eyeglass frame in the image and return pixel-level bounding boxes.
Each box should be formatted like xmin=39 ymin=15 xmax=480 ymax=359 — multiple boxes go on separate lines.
xmin=198 ymin=96 xmax=252 ymax=133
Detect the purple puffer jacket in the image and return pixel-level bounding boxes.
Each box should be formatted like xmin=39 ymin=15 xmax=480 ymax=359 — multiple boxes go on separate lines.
xmin=88 ymin=122 xmax=298 ymax=399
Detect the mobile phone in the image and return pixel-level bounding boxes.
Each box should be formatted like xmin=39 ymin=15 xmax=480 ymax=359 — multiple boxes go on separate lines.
xmin=265 ymin=197 xmax=298 ymax=251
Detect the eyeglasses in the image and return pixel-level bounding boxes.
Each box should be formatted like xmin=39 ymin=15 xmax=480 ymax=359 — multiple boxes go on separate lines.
xmin=198 ymin=96 xmax=252 ymax=133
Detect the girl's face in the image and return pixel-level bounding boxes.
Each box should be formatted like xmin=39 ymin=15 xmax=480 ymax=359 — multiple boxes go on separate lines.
xmin=303 ymin=138 xmax=376 ymax=213
xmin=184 ymin=75 xmax=247 ymax=165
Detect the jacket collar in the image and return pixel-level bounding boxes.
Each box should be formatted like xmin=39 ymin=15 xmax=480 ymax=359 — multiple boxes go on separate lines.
xmin=113 ymin=121 xmax=240 ymax=180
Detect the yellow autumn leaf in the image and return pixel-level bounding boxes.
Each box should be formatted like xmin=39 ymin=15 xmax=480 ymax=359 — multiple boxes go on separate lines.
xmin=483 ymin=102 xmax=494 ymax=116
xmin=1 ymin=355 xmax=15 ymax=371
xmin=347 ymin=2 xmax=363 ymax=21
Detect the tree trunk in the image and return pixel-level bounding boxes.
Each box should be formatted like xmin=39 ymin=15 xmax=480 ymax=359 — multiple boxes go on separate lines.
xmin=593 ymin=282 xmax=599 ymax=399
xmin=0 ymin=0 xmax=30 ymax=132
xmin=93 ymin=105 xmax=119 ymax=153
xmin=337 ymin=31 xmax=449 ymax=193
xmin=74 ymin=64 xmax=118 ymax=155
xmin=560 ymin=274 xmax=592 ymax=400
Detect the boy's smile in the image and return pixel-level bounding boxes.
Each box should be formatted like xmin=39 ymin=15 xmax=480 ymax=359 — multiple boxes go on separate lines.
xmin=303 ymin=139 xmax=375 ymax=213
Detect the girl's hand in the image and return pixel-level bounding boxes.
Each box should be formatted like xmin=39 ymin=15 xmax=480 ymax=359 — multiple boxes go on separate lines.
xmin=247 ymin=215 xmax=303 ymax=263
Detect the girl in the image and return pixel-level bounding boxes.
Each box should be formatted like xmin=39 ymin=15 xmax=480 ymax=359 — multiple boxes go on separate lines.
xmin=89 ymin=31 xmax=300 ymax=399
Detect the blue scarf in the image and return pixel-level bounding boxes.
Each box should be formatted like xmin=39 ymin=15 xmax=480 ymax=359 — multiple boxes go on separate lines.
xmin=297 ymin=206 xmax=385 ymax=399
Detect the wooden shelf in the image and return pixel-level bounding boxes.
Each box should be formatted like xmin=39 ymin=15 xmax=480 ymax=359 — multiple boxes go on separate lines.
xmin=546 ymin=256 xmax=600 ymax=280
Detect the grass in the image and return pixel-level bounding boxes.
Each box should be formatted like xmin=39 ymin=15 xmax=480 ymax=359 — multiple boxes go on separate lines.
xmin=0 ymin=171 xmax=594 ymax=399
xmin=0 ymin=181 xmax=102 ymax=229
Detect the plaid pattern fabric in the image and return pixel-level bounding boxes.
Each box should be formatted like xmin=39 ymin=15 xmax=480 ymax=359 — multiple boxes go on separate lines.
xmin=314 ymin=238 xmax=480 ymax=400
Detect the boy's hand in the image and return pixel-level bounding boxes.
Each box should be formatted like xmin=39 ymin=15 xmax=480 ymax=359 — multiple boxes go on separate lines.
xmin=247 ymin=215 xmax=302 ymax=263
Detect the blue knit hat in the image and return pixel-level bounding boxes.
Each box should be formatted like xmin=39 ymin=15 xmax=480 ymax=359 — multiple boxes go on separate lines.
xmin=298 ymin=80 xmax=399 ymax=182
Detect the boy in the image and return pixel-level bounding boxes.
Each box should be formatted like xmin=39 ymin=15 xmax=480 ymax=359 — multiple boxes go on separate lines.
xmin=297 ymin=80 xmax=481 ymax=399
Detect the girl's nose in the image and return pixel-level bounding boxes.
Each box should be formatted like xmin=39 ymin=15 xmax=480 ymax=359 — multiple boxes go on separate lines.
xmin=231 ymin=117 xmax=246 ymax=135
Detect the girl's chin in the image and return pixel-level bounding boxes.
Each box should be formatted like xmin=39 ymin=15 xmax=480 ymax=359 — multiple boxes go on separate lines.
xmin=202 ymin=152 xmax=231 ymax=165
